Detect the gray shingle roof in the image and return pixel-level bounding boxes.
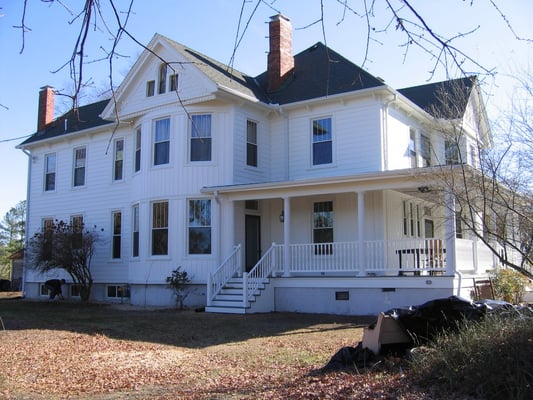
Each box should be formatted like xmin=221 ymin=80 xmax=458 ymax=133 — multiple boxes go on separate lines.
xmin=255 ymin=42 xmax=385 ymax=104
xmin=20 ymin=35 xmax=475 ymax=147
xmin=20 ymin=99 xmax=110 ymax=146
xmin=398 ymin=76 xmax=476 ymax=118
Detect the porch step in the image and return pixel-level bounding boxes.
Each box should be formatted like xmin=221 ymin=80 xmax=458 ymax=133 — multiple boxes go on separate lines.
xmin=206 ymin=276 xmax=267 ymax=314
xmin=205 ymin=306 xmax=247 ymax=314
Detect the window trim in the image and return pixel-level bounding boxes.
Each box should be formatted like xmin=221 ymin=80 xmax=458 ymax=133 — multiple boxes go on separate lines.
xmin=151 ymin=200 xmax=169 ymax=256
xmin=73 ymin=146 xmax=87 ymax=187
xmin=246 ymin=119 xmax=258 ymax=167
xmin=311 ymin=117 xmax=333 ymax=167
xmin=169 ymin=73 xmax=178 ymax=92
xmin=189 ymin=114 xmax=212 ymax=163
xmin=132 ymin=204 xmax=140 ymax=258
xmin=153 ymin=117 xmax=170 ymax=166
xmin=113 ymin=138 xmax=124 ymax=182
xmin=44 ymin=153 xmax=56 ymax=192
xmin=188 ymin=199 xmax=212 ymax=255
xmin=134 ymin=128 xmax=142 ymax=173
xmin=146 ymin=80 xmax=155 ymax=97
xmin=111 ymin=210 xmax=122 ymax=259
xmin=158 ymin=64 xmax=167 ymax=95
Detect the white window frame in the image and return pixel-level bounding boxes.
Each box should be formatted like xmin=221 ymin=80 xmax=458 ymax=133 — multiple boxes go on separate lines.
xmin=311 ymin=117 xmax=333 ymax=166
xmin=113 ymin=138 xmax=124 ymax=181
xmin=44 ymin=153 xmax=56 ymax=191
xmin=189 ymin=114 xmax=212 ymax=162
xmin=153 ymin=118 xmax=170 ymax=166
xmin=132 ymin=204 xmax=139 ymax=258
xmin=246 ymin=119 xmax=258 ymax=167
xmin=134 ymin=128 xmax=142 ymax=173
xmin=112 ymin=210 xmax=122 ymax=259
xmin=151 ymin=201 xmax=169 ymax=256
xmin=188 ymin=199 xmax=212 ymax=255
xmin=73 ymin=146 xmax=87 ymax=187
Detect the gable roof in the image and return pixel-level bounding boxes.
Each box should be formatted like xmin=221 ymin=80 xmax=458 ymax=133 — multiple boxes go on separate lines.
xmin=19 ymin=99 xmax=110 ymax=146
xmin=255 ymin=42 xmax=385 ymax=104
xmin=19 ymin=34 xmax=480 ymax=147
xmin=398 ymin=76 xmax=476 ymax=119
xmin=161 ymin=36 xmax=269 ymax=103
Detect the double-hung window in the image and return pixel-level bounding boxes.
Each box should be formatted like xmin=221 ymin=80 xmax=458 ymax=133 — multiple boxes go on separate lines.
xmin=134 ymin=128 xmax=141 ymax=172
xmin=42 ymin=218 xmax=54 ymax=259
xmin=312 ymin=117 xmax=332 ymax=165
xmin=409 ymin=128 xmax=417 ymax=168
xmin=151 ymin=201 xmax=168 ymax=256
xmin=73 ymin=147 xmax=86 ymax=187
xmin=190 ymin=114 xmax=212 ymax=162
xmin=188 ymin=199 xmax=211 ymax=254
xmin=44 ymin=153 xmax=56 ymax=191
xmin=246 ymin=120 xmax=258 ymax=167
xmin=71 ymin=215 xmax=83 ymax=249
xmin=153 ymin=118 xmax=170 ymax=166
xmin=313 ymin=201 xmax=333 ymax=254
xmin=445 ymin=140 xmax=460 ymax=165
xmin=113 ymin=138 xmax=124 ymax=181
xmin=132 ymin=204 xmax=139 ymax=257
xmin=420 ymin=134 xmax=431 ymax=167
xmin=112 ymin=211 xmax=122 ymax=259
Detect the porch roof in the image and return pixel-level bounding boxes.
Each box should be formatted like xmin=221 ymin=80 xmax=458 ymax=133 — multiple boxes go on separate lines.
xmin=201 ymin=168 xmax=440 ymax=200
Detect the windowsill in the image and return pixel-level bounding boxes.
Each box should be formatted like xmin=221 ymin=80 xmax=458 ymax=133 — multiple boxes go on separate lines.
xmin=308 ymin=162 xmax=336 ymax=170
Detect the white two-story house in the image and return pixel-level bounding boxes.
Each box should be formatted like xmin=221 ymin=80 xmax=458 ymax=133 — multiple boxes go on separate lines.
xmin=19 ymin=15 xmax=498 ymax=314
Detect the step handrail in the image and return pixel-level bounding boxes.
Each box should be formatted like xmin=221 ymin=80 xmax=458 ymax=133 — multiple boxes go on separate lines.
xmin=207 ymin=244 xmax=241 ymax=306
xmin=243 ymin=243 xmax=281 ymax=307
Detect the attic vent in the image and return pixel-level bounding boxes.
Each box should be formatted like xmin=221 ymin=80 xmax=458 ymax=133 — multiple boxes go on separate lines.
xmin=309 ymin=43 xmax=320 ymax=52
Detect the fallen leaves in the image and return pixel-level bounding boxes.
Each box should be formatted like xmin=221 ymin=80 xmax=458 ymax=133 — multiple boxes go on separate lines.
xmin=0 ymin=308 xmax=431 ymax=400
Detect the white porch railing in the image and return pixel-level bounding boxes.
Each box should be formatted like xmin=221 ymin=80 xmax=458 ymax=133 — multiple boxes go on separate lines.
xmin=287 ymin=239 xmax=447 ymax=276
xmin=365 ymin=238 xmax=447 ymax=275
xmin=288 ymin=242 xmax=359 ymax=274
xmin=207 ymin=244 xmax=241 ymax=306
xmin=243 ymin=243 xmax=283 ymax=307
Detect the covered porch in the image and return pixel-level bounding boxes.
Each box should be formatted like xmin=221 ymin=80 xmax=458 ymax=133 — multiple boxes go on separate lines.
xmin=203 ymin=171 xmax=499 ymax=314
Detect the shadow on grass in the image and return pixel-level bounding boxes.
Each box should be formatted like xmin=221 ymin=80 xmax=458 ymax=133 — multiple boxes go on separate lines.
xmin=0 ymin=298 xmax=374 ymax=349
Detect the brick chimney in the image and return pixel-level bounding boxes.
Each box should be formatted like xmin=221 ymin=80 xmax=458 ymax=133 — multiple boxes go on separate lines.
xmin=267 ymin=14 xmax=294 ymax=92
xmin=37 ymin=86 xmax=55 ymax=132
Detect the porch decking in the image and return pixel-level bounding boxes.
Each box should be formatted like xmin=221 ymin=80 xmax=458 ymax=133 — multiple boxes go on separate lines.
xmin=206 ymin=238 xmax=497 ymax=313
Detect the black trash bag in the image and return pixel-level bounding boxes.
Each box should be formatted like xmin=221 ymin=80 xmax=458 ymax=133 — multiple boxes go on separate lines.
xmin=321 ymin=342 xmax=375 ymax=372
xmin=384 ymin=296 xmax=486 ymax=344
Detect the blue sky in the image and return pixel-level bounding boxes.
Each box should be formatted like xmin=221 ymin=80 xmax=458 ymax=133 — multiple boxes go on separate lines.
xmin=0 ymin=0 xmax=531 ymax=219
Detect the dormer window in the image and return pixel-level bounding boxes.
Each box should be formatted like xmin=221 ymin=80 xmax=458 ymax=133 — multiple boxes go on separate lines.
xmin=158 ymin=64 xmax=167 ymax=94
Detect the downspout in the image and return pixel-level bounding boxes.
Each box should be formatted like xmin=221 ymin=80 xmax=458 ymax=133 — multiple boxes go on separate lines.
xmin=21 ymin=148 xmax=32 ymax=297
xmin=381 ymin=94 xmax=397 ymax=171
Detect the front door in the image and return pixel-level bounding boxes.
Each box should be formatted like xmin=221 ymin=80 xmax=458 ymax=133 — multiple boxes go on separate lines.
xmin=245 ymin=215 xmax=261 ymax=272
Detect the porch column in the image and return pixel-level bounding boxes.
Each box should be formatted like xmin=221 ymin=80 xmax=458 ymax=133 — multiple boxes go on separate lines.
xmin=218 ymin=195 xmax=235 ymax=268
xmin=283 ymin=196 xmax=291 ymax=277
xmin=444 ymin=191 xmax=457 ymax=276
xmin=357 ymin=191 xmax=366 ymax=276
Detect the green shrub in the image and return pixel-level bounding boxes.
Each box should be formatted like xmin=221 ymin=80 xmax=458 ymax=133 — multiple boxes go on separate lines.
xmin=492 ymin=269 xmax=529 ymax=304
xmin=166 ymin=266 xmax=191 ymax=309
xmin=409 ymin=314 xmax=533 ymax=399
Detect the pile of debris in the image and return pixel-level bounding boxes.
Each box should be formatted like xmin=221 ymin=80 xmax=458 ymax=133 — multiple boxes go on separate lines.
xmin=321 ymin=295 xmax=532 ymax=372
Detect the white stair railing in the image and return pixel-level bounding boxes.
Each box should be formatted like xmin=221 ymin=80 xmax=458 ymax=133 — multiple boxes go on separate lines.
xmin=243 ymin=243 xmax=282 ymax=308
xmin=207 ymin=244 xmax=241 ymax=306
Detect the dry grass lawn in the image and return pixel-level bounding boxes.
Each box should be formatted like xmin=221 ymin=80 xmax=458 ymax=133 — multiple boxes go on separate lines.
xmin=0 ymin=296 xmax=430 ymax=399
